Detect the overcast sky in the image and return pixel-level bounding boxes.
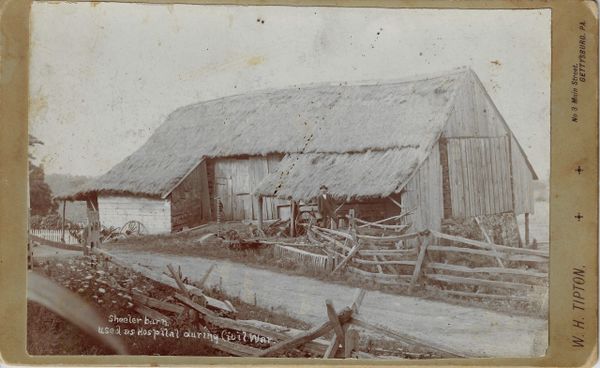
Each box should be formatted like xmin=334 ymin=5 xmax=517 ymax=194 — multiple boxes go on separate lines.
xmin=29 ymin=3 xmax=551 ymax=180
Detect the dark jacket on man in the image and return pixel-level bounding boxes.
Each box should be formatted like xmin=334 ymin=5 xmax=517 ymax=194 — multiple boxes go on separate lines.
xmin=317 ymin=193 xmax=336 ymax=217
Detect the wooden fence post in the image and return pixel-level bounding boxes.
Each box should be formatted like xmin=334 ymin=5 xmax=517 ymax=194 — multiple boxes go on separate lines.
xmin=257 ymin=196 xmax=264 ymax=231
xmin=215 ymin=196 xmax=222 ymax=237
xmin=348 ymin=209 xmax=356 ymax=232
xmin=344 ymin=327 xmax=359 ymax=358
xmin=409 ymin=232 xmax=430 ymax=292
xmin=61 ymin=199 xmax=66 ymax=243
xmin=524 ymin=213 xmax=530 ymax=247
xmin=290 ymin=200 xmax=296 ymax=237
xmin=324 ymin=300 xmax=345 ymax=357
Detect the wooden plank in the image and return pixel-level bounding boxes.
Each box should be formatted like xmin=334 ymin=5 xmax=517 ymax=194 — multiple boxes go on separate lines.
xmin=167 ymin=264 xmax=191 ymax=298
xmin=354 ymin=221 xmax=410 ymax=230
xmin=475 ymin=140 xmax=485 ymax=215
xmin=134 ymin=305 xmax=170 ymax=323
xmin=425 ymin=273 xmax=542 ymax=291
xmin=351 ymin=259 xmax=417 ymax=266
xmin=356 ymin=211 xmax=414 ymax=228
xmin=257 ymin=196 xmax=264 ymax=229
xmin=132 ymin=291 xmax=185 ymax=314
xmin=388 ymin=197 xmax=402 ymax=210
xmin=427 ymin=245 xmax=548 ymax=262
xmin=196 ymin=264 xmax=216 ymax=290
xmin=290 ymin=200 xmax=296 ymax=237
xmin=525 ymin=213 xmax=530 ymax=246
xmin=474 ymin=217 xmax=504 ymax=268
xmin=488 ymin=138 xmax=498 ymax=214
xmin=198 ymin=326 xmax=263 ymax=357
xmin=350 ymin=317 xmax=466 ymax=358
xmin=347 ymin=267 xmax=412 ymax=283
xmin=236 ymin=319 xmax=328 ymax=354
xmin=424 ymin=286 xmax=532 ymax=302
xmin=356 ymin=231 xmax=421 ymax=242
xmin=332 ymin=239 xmax=365 ymax=274
xmin=257 ymin=308 xmax=354 ymax=357
xmin=324 ymin=300 xmax=344 ymax=358
xmin=449 ymin=139 xmax=461 ymax=217
xmin=174 ymin=293 xmax=215 ymax=316
xmin=344 ymin=327 xmax=359 ymax=358
xmin=409 ymin=238 xmax=430 ymax=291
xmin=314 ymin=226 xmax=354 ymax=242
xmin=426 ymin=262 xmax=547 ymax=279
xmin=312 ymin=228 xmax=352 ymax=253
xmin=480 ymin=140 xmax=490 ymax=214
xmin=460 ymin=139 xmax=470 ymax=217
xmin=351 ymin=289 xmax=366 ymax=314
xmin=357 ymin=249 xmax=417 ymax=256
xmin=429 ymin=230 xmax=548 ymax=257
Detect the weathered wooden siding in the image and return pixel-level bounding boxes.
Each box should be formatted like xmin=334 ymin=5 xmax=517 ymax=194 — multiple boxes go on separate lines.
xmin=444 ymin=71 xmax=506 ymax=138
xmin=446 ymin=136 xmax=513 ymax=218
xmin=169 ymin=161 xmax=211 ymax=231
xmin=443 ymin=70 xmax=536 ymax=217
xmin=400 ymin=143 xmax=444 ymax=231
xmin=98 ymin=196 xmax=171 ymax=234
xmin=212 ymin=155 xmax=285 ymax=221
xmin=510 ymin=135 xmax=535 ymax=214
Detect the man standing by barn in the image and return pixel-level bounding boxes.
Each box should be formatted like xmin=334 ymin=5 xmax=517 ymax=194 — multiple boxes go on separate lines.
xmin=317 ymin=185 xmax=337 ymax=229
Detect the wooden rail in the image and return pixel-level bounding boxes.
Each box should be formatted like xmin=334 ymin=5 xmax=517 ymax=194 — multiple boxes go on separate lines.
xmin=278 ymin=219 xmax=548 ymax=307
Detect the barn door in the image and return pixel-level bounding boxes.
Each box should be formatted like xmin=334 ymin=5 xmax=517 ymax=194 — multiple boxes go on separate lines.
xmin=214 ymin=176 xmax=233 ymax=220
xmin=214 ymin=158 xmax=253 ymax=221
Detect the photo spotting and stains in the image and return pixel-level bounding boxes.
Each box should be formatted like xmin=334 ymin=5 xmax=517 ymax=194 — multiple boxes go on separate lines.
xmin=27 ymin=3 xmax=550 ymax=359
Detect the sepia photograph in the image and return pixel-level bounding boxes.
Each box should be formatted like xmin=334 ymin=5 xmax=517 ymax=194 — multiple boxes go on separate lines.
xmin=27 ymin=2 xmax=550 ymax=359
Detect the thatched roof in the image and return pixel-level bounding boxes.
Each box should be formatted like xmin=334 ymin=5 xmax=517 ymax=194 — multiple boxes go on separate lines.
xmin=66 ymin=67 xmax=468 ymax=200
xmin=255 ymin=149 xmax=423 ymax=200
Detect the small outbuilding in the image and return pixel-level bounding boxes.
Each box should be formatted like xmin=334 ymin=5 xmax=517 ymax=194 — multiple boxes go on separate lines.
xmin=62 ymin=67 xmax=537 ymax=237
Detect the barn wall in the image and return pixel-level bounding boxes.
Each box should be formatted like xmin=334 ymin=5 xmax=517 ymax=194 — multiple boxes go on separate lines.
xmin=169 ymin=161 xmax=211 ymax=232
xmin=443 ymin=71 xmax=536 ymax=217
xmin=98 ymin=195 xmax=171 ymax=234
xmin=446 ymin=136 xmax=513 ymax=218
xmin=510 ymin=135 xmax=535 ymax=214
xmin=443 ymin=71 xmax=507 ymax=138
xmin=211 ymin=154 xmax=285 ymax=221
xmin=400 ymin=143 xmax=444 ymax=232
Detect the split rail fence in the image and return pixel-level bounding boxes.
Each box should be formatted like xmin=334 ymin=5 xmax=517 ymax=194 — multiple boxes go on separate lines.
xmin=90 ymin=248 xmax=466 ymax=358
xmin=266 ymin=211 xmax=548 ymax=307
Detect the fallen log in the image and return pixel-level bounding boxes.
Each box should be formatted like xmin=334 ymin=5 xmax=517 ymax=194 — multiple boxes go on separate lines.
xmin=256 ymin=307 xmax=354 ymax=357
xmin=93 ymin=249 xmax=235 ymax=315
xmin=132 ymin=291 xmax=185 ymax=314
xmin=134 ymin=304 xmax=170 ymax=322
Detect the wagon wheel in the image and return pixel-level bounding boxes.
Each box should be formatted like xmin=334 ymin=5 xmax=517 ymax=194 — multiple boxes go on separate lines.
xmin=120 ymin=220 xmax=148 ymax=237
xmin=294 ymin=211 xmax=316 ymax=236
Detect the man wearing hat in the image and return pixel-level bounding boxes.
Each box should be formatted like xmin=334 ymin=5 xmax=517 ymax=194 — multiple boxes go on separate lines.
xmin=317 ymin=185 xmax=337 ymax=229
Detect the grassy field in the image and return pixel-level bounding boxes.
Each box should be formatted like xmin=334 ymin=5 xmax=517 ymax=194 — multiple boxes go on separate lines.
xmin=28 ymin=255 xmax=310 ymax=356
xmin=29 ymin=253 xmax=445 ymax=358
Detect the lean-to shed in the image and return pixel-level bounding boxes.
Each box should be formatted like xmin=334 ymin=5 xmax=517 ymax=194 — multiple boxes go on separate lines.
xmin=62 ymin=67 xmax=537 ymax=234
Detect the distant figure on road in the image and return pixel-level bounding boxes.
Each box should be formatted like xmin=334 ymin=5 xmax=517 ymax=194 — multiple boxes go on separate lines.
xmin=317 ymin=185 xmax=337 ymax=229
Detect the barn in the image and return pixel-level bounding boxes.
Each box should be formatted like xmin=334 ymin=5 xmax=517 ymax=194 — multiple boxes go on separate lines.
xmin=62 ymin=67 xmax=537 ymax=238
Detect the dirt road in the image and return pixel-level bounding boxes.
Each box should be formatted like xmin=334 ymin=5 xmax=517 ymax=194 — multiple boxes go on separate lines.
xmin=107 ymin=248 xmax=547 ymax=358
xmin=31 ymin=243 xmax=82 ymax=258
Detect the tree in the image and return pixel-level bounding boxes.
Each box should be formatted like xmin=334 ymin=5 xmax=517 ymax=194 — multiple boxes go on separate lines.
xmin=29 ymin=135 xmax=57 ymax=216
